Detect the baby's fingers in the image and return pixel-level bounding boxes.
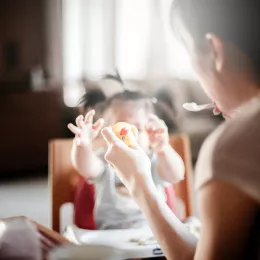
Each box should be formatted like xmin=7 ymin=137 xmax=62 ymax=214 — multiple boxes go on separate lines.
xmin=148 ymin=113 xmax=160 ymax=121
xmin=147 ymin=114 xmax=166 ymax=129
xmin=150 ymin=131 xmax=166 ymax=143
xmin=84 ymin=110 xmax=95 ymax=124
xmin=147 ymin=114 xmax=161 ymax=126
xmin=152 ymin=128 xmax=166 ymax=134
xmin=93 ymin=118 xmax=105 ymax=133
xmin=76 ymin=115 xmax=84 ymax=127
xmin=68 ymin=123 xmax=81 ymax=135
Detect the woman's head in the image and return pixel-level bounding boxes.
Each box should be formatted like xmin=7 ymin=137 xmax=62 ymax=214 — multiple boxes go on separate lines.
xmin=170 ymin=0 xmax=260 ymax=116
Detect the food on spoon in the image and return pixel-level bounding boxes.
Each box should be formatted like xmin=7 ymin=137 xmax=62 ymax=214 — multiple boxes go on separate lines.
xmin=112 ymin=122 xmax=138 ymax=146
xmin=182 ymin=102 xmax=216 ymax=112
xmin=182 ymin=102 xmax=222 ymax=116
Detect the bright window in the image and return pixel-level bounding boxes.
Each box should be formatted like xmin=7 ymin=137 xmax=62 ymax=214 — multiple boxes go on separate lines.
xmin=62 ymin=0 xmax=195 ymax=107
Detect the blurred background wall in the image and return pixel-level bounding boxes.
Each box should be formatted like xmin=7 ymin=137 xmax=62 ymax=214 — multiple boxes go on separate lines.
xmin=0 ymin=0 xmax=223 ymax=178
xmin=0 ymin=0 xmax=45 ymax=86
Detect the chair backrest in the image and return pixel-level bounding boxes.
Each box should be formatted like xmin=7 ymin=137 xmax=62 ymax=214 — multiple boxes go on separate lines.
xmin=49 ymin=134 xmax=193 ymax=233
xmin=49 ymin=139 xmax=80 ymax=233
xmin=169 ymin=134 xmax=193 ymax=218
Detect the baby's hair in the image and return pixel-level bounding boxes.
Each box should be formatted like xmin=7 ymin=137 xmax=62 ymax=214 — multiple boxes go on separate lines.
xmin=78 ymin=73 xmax=178 ymax=133
xmin=78 ymin=88 xmax=106 ymax=109
xmin=78 ymin=87 xmax=106 ymax=119
xmin=106 ymin=90 xmax=153 ymax=111
xmin=79 ymin=71 xmax=153 ymax=113
xmin=103 ymin=69 xmax=125 ymax=87
xmin=103 ymin=70 xmax=153 ymax=110
xmin=154 ymin=87 xmax=177 ymax=116
xmin=153 ymin=99 xmax=178 ymax=134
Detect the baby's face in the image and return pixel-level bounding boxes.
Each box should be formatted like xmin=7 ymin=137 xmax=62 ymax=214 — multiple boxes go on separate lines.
xmin=107 ymin=101 xmax=150 ymax=150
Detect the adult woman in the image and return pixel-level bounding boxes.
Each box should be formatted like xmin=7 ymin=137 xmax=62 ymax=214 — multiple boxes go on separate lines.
xmin=101 ymin=0 xmax=260 ymax=259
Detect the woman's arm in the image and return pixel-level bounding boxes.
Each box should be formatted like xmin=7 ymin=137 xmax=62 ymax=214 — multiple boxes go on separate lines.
xmin=195 ymin=180 xmax=258 ymax=260
xmin=132 ymin=179 xmax=257 ymax=260
xmin=102 ymin=127 xmax=197 ymax=259
xmin=133 ymin=182 xmax=197 ymax=260
xmin=134 ymin=178 xmax=258 ymax=260
xmin=101 ymin=127 xmax=258 ymax=260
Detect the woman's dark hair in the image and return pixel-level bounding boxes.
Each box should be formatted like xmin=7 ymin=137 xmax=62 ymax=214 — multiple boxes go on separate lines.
xmin=171 ymin=0 xmax=260 ymax=73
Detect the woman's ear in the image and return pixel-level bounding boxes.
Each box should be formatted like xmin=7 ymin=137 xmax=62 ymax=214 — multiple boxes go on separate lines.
xmin=205 ymin=33 xmax=225 ymax=72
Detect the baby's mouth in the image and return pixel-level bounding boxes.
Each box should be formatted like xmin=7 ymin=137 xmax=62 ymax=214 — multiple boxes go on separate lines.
xmin=183 ymin=102 xmax=222 ymax=116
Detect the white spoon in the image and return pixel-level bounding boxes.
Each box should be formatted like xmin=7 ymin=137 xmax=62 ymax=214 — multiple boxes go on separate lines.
xmin=182 ymin=102 xmax=216 ymax=112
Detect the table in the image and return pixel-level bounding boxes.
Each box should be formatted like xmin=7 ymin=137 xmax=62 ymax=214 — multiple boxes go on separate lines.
xmin=54 ymin=225 xmax=164 ymax=259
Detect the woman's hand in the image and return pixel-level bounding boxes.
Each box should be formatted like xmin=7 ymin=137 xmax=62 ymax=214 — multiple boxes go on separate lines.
xmin=101 ymin=127 xmax=153 ymax=196
xmin=68 ymin=110 xmax=104 ymax=148
xmin=146 ymin=114 xmax=169 ymax=153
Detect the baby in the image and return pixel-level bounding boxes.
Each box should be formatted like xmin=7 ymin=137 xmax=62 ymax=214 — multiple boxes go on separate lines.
xmin=68 ymin=88 xmax=184 ymax=230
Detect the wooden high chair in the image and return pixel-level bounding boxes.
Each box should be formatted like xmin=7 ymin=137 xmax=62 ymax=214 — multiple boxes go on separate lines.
xmin=169 ymin=135 xmax=193 ymax=218
xmin=49 ymin=135 xmax=193 ymax=233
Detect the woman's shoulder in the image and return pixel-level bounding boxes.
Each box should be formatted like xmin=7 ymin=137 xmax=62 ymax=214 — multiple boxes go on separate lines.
xmin=198 ymin=97 xmax=260 ymax=164
xmin=196 ymin=98 xmax=260 ymax=201
xmin=213 ymin=98 xmax=260 ymax=153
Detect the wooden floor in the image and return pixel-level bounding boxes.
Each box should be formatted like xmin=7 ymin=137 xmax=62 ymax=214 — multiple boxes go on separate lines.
xmin=0 ymin=175 xmax=73 ymax=229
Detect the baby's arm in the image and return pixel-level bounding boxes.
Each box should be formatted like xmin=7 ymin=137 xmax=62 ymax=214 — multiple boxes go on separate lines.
xmin=68 ymin=110 xmax=105 ymax=180
xmin=147 ymin=114 xmax=184 ymax=183
xmin=156 ymin=145 xmax=184 ymax=183
xmin=71 ymin=139 xmax=104 ymax=179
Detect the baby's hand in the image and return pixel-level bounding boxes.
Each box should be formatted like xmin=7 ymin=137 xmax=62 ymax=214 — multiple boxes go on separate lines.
xmin=67 ymin=110 xmax=104 ymax=148
xmin=146 ymin=114 xmax=169 ymax=153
